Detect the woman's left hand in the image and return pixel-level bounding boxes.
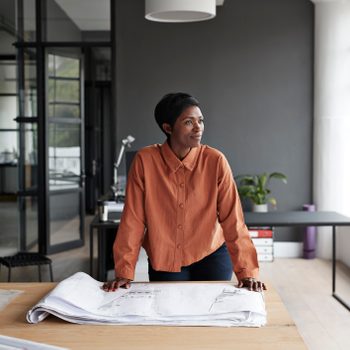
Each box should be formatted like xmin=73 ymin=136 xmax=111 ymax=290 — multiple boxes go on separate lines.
xmin=238 ymin=277 xmax=267 ymax=292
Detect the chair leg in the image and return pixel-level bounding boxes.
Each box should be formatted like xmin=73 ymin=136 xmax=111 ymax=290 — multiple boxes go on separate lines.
xmin=8 ymin=267 xmax=11 ymax=282
xmin=38 ymin=265 xmax=42 ymax=282
xmin=49 ymin=263 xmax=53 ymax=282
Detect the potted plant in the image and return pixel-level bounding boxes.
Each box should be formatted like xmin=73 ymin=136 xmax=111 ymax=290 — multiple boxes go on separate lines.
xmin=235 ymin=172 xmax=287 ymax=212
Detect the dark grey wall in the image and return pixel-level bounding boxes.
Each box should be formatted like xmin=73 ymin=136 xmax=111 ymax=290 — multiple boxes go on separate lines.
xmin=114 ymin=0 xmax=314 ymax=242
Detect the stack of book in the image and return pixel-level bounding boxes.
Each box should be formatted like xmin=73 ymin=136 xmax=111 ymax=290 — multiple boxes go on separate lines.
xmin=248 ymin=227 xmax=274 ymax=262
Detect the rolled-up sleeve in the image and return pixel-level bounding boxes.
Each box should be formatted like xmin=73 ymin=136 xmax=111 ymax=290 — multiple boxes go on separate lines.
xmin=216 ymin=154 xmax=259 ymax=281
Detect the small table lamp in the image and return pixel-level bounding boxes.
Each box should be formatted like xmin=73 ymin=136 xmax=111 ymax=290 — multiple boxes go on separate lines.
xmin=112 ymin=135 xmax=135 ymax=201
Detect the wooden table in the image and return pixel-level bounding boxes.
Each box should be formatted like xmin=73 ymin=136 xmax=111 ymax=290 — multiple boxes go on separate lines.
xmin=0 ymin=282 xmax=306 ymax=350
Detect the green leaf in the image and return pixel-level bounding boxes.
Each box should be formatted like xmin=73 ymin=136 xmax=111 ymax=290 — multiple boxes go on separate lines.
xmin=259 ymin=173 xmax=268 ymax=190
xmin=268 ymin=197 xmax=277 ymax=207
xmin=236 ymin=175 xmax=255 ymax=186
xmin=269 ymin=172 xmax=287 ymax=184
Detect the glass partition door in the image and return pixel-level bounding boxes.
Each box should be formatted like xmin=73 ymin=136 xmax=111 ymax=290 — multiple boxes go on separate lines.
xmin=0 ymin=58 xmax=20 ymax=256
xmin=15 ymin=0 xmax=113 ymax=255
xmin=46 ymin=51 xmax=84 ymax=252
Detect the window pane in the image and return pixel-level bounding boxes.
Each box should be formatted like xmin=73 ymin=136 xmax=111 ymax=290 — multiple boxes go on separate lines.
xmin=49 ymin=123 xmax=81 ymax=190
xmin=24 ymin=124 xmax=38 ymax=190
xmin=49 ymin=191 xmax=81 ymax=245
xmin=0 ymin=162 xmax=18 ymax=193
xmin=56 ymin=56 xmax=80 ymax=78
xmin=0 ymin=61 xmax=17 ymax=94
xmin=25 ymin=196 xmax=39 ymax=250
xmin=0 ymin=197 xmax=19 ymax=256
xmin=48 ymin=79 xmax=80 ymax=103
xmin=0 ymin=96 xmax=17 ymax=129
xmin=49 ymin=123 xmax=80 ymax=147
xmin=21 ymin=0 xmax=37 ymax=42
xmin=19 ymin=50 xmax=37 ymax=117
xmin=49 ymin=104 xmax=80 ymax=118
xmin=0 ymin=131 xmax=18 ymax=164
xmin=48 ymin=54 xmax=80 ymax=78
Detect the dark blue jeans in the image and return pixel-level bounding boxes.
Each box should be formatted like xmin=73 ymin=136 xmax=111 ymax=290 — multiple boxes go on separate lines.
xmin=148 ymin=244 xmax=233 ymax=281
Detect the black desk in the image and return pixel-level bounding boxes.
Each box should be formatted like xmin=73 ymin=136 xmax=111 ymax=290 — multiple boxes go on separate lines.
xmin=245 ymin=211 xmax=350 ymax=311
xmin=89 ymin=214 xmax=121 ymax=281
xmin=89 ymin=210 xmax=350 ymax=310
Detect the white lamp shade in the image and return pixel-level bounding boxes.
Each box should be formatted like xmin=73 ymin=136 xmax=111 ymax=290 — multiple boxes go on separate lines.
xmin=145 ymin=0 xmax=216 ymax=23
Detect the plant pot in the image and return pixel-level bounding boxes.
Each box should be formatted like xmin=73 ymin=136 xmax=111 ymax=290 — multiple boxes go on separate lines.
xmin=252 ymin=203 xmax=268 ymax=212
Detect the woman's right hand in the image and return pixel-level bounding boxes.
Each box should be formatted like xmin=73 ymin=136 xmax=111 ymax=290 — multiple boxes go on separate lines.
xmin=102 ymin=277 xmax=131 ymax=292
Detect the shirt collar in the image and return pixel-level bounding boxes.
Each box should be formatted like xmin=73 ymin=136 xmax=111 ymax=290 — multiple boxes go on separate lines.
xmin=160 ymin=141 xmax=200 ymax=172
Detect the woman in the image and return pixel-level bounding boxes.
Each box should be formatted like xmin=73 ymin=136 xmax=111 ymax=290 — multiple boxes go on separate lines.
xmin=103 ymin=93 xmax=266 ymax=292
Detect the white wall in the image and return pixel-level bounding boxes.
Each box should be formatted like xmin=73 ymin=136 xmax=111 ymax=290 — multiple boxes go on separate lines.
xmin=313 ymin=0 xmax=350 ymax=265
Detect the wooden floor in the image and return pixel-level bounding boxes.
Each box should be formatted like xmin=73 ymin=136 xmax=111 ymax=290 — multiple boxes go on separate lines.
xmin=1 ymin=216 xmax=350 ymax=350
xmin=260 ymin=259 xmax=350 ymax=350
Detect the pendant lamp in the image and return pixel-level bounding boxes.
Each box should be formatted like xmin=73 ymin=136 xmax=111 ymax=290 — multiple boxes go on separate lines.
xmin=145 ymin=0 xmax=216 ymax=23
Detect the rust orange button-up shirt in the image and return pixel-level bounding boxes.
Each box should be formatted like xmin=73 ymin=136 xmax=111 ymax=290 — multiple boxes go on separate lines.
xmin=113 ymin=142 xmax=259 ymax=281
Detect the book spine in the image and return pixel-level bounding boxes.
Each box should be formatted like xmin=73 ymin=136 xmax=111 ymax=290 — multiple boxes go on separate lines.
xmin=257 ymin=254 xmax=274 ymax=262
xmin=252 ymin=238 xmax=273 ymax=246
xmin=248 ymin=226 xmax=272 ymax=230
xmin=248 ymin=229 xmax=273 ymax=238
xmin=255 ymin=246 xmax=273 ymax=254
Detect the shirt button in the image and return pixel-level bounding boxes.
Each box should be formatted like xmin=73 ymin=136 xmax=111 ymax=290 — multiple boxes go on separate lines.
xmin=179 ymin=183 xmax=184 ymax=188
xmin=179 ymin=203 xmax=184 ymax=209
xmin=177 ymin=244 xmax=181 ymax=249
xmin=177 ymin=224 xmax=183 ymax=230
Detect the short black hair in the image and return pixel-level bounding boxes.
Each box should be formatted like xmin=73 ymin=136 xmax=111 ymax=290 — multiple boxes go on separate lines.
xmin=154 ymin=92 xmax=200 ymax=136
